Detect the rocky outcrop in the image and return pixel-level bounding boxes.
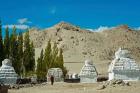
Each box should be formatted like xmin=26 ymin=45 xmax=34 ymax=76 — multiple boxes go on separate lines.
xmin=54 ymin=21 xmax=80 ymax=31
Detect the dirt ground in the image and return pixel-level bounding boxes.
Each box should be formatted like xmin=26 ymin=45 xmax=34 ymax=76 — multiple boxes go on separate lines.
xmin=9 ymin=81 xmax=140 ymax=93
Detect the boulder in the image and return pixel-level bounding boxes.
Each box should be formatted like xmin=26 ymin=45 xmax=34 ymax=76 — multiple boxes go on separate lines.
xmin=97 ymin=85 xmax=106 ymax=90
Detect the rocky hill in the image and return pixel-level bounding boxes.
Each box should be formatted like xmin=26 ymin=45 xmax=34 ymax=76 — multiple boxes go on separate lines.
xmin=28 ymin=21 xmax=140 ymax=74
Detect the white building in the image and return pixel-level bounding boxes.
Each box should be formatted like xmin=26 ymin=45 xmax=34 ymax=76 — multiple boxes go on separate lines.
xmin=47 ymin=68 xmax=63 ymax=82
xmin=0 ymin=59 xmax=18 ymax=85
xmin=108 ymin=48 xmax=140 ymax=81
xmin=79 ymin=59 xmax=98 ymax=83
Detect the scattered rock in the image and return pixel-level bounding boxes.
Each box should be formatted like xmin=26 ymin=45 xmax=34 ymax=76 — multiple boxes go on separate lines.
xmin=80 ymin=38 xmax=84 ymax=41
xmin=56 ymin=27 xmax=60 ymax=32
xmin=97 ymin=79 xmax=130 ymax=90
xmin=9 ymin=85 xmax=19 ymax=89
xmin=109 ymin=79 xmax=131 ymax=86
xmin=56 ymin=41 xmax=59 ymax=44
xmin=14 ymin=85 xmax=19 ymax=89
xmin=125 ymin=81 xmax=130 ymax=86
xmin=58 ymin=37 xmax=62 ymax=41
xmin=109 ymin=79 xmax=125 ymax=86
xmin=82 ymin=52 xmax=87 ymax=55
xmin=97 ymin=85 xmax=106 ymax=90
xmin=70 ymin=36 xmax=74 ymax=39
xmin=41 ymin=82 xmax=47 ymax=85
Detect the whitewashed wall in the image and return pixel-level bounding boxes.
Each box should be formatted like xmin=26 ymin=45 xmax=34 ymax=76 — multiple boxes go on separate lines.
xmin=109 ymin=70 xmax=140 ymax=81
xmin=80 ymin=77 xmax=97 ymax=83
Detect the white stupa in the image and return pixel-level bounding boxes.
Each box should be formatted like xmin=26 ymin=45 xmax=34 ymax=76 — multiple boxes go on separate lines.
xmin=0 ymin=59 xmax=18 ymax=85
xmin=47 ymin=68 xmax=63 ymax=82
xmin=108 ymin=48 xmax=140 ymax=81
xmin=79 ymin=59 xmax=98 ymax=83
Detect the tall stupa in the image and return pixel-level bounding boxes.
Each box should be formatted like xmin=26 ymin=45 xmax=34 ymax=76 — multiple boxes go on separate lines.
xmin=0 ymin=59 xmax=18 ymax=85
xmin=108 ymin=48 xmax=140 ymax=81
xmin=79 ymin=59 xmax=98 ymax=83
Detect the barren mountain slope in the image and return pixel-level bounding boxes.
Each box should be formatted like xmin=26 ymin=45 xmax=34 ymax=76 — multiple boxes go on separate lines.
xmin=29 ymin=22 xmax=140 ymax=74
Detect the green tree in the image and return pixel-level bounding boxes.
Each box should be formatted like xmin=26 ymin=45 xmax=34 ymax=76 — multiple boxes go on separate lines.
xmin=4 ymin=26 xmax=10 ymax=58
xmin=36 ymin=49 xmax=46 ymax=79
xmin=57 ymin=48 xmax=64 ymax=68
xmin=43 ymin=40 xmax=67 ymax=77
xmin=23 ymin=31 xmax=35 ymax=76
xmin=10 ymin=26 xmax=19 ymax=74
xmin=44 ymin=40 xmax=52 ymax=72
xmin=51 ymin=42 xmax=58 ymax=67
xmin=29 ymin=42 xmax=35 ymax=71
xmin=23 ymin=31 xmax=30 ymax=75
xmin=57 ymin=48 xmax=67 ymax=77
xmin=10 ymin=26 xmax=17 ymax=58
xmin=17 ymin=32 xmax=24 ymax=75
xmin=0 ymin=20 xmax=4 ymax=65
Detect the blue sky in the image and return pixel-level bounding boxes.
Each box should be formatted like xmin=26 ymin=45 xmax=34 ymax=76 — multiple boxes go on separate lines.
xmin=0 ymin=0 xmax=140 ymax=30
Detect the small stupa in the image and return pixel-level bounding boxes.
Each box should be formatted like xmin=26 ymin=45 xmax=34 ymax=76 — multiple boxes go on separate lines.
xmin=0 ymin=59 xmax=18 ymax=85
xmin=108 ymin=48 xmax=140 ymax=81
xmin=79 ymin=59 xmax=98 ymax=83
xmin=47 ymin=68 xmax=63 ymax=82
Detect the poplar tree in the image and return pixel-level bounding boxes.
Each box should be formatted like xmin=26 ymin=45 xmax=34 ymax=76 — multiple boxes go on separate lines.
xmin=29 ymin=42 xmax=35 ymax=71
xmin=43 ymin=40 xmax=52 ymax=71
xmin=23 ymin=31 xmax=30 ymax=74
xmin=4 ymin=26 xmax=10 ymax=58
xmin=36 ymin=49 xmax=45 ymax=79
xmin=51 ymin=42 xmax=58 ymax=67
xmin=57 ymin=48 xmax=64 ymax=68
xmin=43 ymin=40 xmax=67 ymax=77
xmin=10 ymin=26 xmax=19 ymax=73
xmin=17 ymin=32 xmax=23 ymax=75
xmin=0 ymin=20 xmax=4 ymax=65
xmin=23 ymin=31 xmax=35 ymax=75
xmin=58 ymin=48 xmax=67 ymax=77
xmin=10 ymin=26 xmax=17 ymax=58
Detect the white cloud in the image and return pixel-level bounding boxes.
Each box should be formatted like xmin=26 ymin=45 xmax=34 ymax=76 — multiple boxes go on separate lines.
xmin=94 ymin=26 xmax=112 ymax=32
xmin=135 ymin=27 xmax=140 ymax=30
xmin=2 ymin=18 xmax=31 ymax=30
xmin=86 ymin=29 xmax=94 ymax=31
xmin=17 ymin=18 xmax=32 ymax=24
xmin=3 ymin=24 xmax=29 ymax=30
xmin=86 ymin=26 xmax=113 ymax=32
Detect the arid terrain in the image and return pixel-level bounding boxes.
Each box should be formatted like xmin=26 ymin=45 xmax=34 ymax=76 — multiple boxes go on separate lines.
xmin=29 ymin=21 xmax=140 ymax=74
xmin=8 ymin=22 xmax=140 ymax=93
xmin=9 ymin=81 xmax=140 ymax=93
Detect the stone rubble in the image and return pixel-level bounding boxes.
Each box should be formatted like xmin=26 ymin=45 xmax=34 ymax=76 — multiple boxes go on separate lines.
xmin=97 ymin=79 xmax=130 ymax=90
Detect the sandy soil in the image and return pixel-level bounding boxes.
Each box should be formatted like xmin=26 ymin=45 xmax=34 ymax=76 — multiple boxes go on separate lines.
xmin=9 ymin=82 xmax=140 ymax=93
xmin=16 ymin=25 xmax=140 ymax=93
